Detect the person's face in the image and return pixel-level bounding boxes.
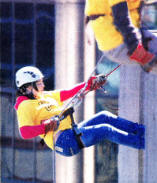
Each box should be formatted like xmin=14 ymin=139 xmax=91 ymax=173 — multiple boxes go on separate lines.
xmin=26 ymin=79 xmax=45 ymax=97
xmin=35 ymin=79 xmax=45 ymax=92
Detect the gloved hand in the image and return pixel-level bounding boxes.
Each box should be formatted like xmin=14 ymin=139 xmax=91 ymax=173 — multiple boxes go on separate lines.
xmin=129 ymin=43 xmax=155 ymax=65
xmin=88 ymin=75 xmax=107 ymax=91
xmin=43 ymin=117 xmax=59 ymax=134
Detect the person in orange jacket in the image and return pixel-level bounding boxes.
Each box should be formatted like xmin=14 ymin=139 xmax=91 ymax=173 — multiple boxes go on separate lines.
xmin=85 ymin=0 xmax=157 ymax=73
xmin=14 ymin=66 xmax=145 ymax=156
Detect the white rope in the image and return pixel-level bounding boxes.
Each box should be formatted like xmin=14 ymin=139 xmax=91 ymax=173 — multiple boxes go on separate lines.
xmin=58 ymin=54 xmax=106 ymax=118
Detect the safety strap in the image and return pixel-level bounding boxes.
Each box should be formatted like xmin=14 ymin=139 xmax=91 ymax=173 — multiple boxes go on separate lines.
xmin=73 ymin=129 xmax=85 ymax=149
xmin=59 ymin=107 xmax=75 ymax=122
xmin=59 ymin=107 xmax=84 ymax=149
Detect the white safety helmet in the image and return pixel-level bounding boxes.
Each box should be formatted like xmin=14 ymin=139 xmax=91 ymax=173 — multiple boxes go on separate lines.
xmin=15 ymin=66 xmax=44 ymax=88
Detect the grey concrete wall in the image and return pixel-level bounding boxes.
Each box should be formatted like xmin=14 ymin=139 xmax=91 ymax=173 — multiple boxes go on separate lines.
xmin=118 ymin=64 xmax=142 ymax=183
xmin=142 ymin=72 xmax=157 ymax=183
xmin=118 ymin=64 xmax=157 ymax=183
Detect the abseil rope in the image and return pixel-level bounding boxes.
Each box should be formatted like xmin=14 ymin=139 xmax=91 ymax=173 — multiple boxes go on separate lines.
xmin=58 ymin=57 xmax=121 ymax=119
xmin=58 ymin=54 xmax=106 ymax=118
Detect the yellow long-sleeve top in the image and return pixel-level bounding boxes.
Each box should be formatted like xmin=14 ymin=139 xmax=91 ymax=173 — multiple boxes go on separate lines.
xmin=15 ymin=81 xmax=90 ymax=150
xmin=85 ymin=0 xmax=142 ymax=51
xmin=16 ymin=91 xmax=72 ymax=150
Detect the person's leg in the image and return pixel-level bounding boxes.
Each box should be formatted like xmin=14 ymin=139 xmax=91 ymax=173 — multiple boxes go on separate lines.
xmin=55 ymin=129 xmax=81 ymax=157
xmin=104 ymin=36 xmax=157 ymax=74
xmin=103 ymin=43 xmax=137 ymax=65
xmin=78 ymin=111 xmax=145 ymax=136
xmin=78 ymin=111 xmax=117 ymax=127
xmin=78 ymin=124 xmax=144 ymax=149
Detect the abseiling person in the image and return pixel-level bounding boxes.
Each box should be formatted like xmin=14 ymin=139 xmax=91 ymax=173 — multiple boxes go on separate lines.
xmin=14 ymin=66 xmax=145 ymax=157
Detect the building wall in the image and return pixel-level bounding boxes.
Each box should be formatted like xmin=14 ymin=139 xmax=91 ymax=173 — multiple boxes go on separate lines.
xmin=1 ymin=1 xmax=157 ymax=183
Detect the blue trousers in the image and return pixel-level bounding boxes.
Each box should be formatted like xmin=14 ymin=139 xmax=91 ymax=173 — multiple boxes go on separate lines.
xmin=55 ymin=111 xmax=145 ymax=157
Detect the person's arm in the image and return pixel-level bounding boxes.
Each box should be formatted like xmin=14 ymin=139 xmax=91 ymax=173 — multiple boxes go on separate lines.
xmin=111 ymin=1 xmax=140 ymax=54
xmin=20 ymin=124 xmax=45 ymax=139
xmin=111 ymin=1 xmax=155 ymax=65
xmin=60 ymin=75 xmax=107 ymax=102
xmin=60 ymin=82 xmax=88 ymax=102
xmin=20 ymin=120 xmax=58 ymax=139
